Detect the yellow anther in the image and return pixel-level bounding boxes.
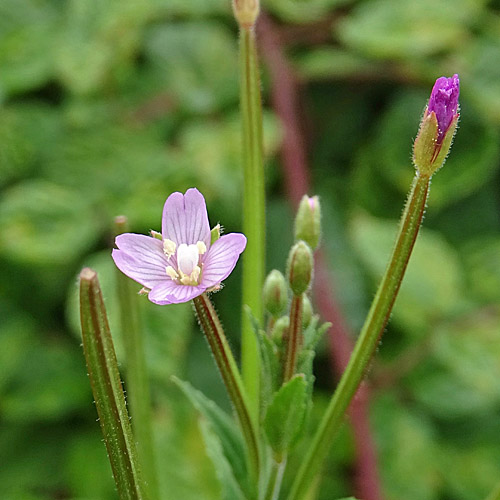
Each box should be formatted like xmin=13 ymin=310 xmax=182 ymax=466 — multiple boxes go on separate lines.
xmin=166 ymin=266 xmax=179 ymax=280
xmin=196 ymin=241 xmax=207 ymax=255
xmin=163 ymin=239 xmax=176 ymax=257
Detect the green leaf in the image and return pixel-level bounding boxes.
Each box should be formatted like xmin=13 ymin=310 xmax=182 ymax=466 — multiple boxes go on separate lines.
xmin=172 ymin=377 xmax=249 ymax=497
xmin=79 ymin=268 xmax=146 ymax=499
xmin=407 ymin=312 xmax=500 ymax=418
xmin=263 ymin=375 xmax=308 ymax=457
xmin=338 ymin=0 xmax=477 ymax=59
xmin=0 ymin=0 xmax=58 ymax=95
xmin=144 ymin=22 xmax=239 ymax=113
xmin=265 ymin=0 xmax=351 ymax=23
xmin=198 ymin=418 xmax=247 ymax=500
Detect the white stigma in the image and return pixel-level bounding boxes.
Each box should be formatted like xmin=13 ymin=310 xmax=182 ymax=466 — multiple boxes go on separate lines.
xmin=166 ymin=240 xmax=207 ymax=286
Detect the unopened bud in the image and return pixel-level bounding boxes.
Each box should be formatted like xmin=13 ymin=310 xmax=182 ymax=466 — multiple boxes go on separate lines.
xmin=413 ymin=74 xmax=460 ymax=177
xmin=294 ymin=195 xmax=321 ymax=250
xmin=263 ymin=270 xmax=288 ymax=317
xmin=302 ymin=295 xmax=313 ymax=329
xmin=272 ymin=316 xmax=289 ymax=342
xmin=287 ymin=241 xmax=313 ymax=296
xmin=232 ymin=0 xmax=260 ymax=29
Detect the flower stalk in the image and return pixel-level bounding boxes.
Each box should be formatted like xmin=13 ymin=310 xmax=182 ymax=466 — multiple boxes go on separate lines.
xmin=287 ymin=173 xmax=431 ymax=500
xmin=239 ymin=23 xmax=266 ymax=418
xmin=282 ymin=295 xmax=303 ymax=383
xmin=192 ymin=292 xmax=260 ymax=478
xmin=114 ymin=216 xmax=159 ymax=500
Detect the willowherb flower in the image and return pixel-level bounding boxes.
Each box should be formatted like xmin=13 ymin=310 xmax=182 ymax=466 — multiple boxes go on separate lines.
xmin=112 ymin=188 xmax=247 ymax=305
xmin=413 ymin=74 xmax=460 ymax=176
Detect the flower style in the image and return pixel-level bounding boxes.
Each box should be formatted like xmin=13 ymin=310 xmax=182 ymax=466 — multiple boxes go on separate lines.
xmin=112 ymin=188 xmax=247 ymax=304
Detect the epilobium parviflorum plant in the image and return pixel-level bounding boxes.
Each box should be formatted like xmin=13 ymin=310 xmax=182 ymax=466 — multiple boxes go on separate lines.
xmin=77 ymin=4 xmax=464 ymax=499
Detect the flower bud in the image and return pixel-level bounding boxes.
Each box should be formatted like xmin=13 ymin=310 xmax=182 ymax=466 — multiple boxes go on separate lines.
xmin=232 ymin=0 xmax=260 ymax=29
xmin=294 ymin=195 xmax=321 ymax=250
xmin=287 ymin=241 xmax=313 ymax=296
xmin=272 ymin=315 xmax=289 ymax=342
xmin=263 ymin=270 xmax=288 ymax=318
xmin=413 ymin=74 xmax=460 ymax=177
xmin=302 ymin=295 xmax=313 ymax=329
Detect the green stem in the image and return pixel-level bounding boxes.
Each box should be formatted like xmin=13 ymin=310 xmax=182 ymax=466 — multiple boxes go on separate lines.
xmin=287 ymin=173 xmax=431 ymax=500
xmin=240 ymin=25 xmax=265 ymax=419
xmin=282 ymin=295 xmax=303 ymax=382
xmin=193 ymin=293 xmax=260 ymax=478
xmin=263 ymin=456 xmax=287 ymax=500
xmin=114 ymin=217 xmax=159 ymax=500
xmin=79 ymin=268 xmax=147 ymax=500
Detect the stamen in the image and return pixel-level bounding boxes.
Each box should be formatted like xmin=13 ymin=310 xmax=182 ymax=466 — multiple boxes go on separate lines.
xmin=166 ymin=266 xmax=179 ymax=280
xmin=163 ymin=239 xmax=177 ymax=258
xmin=196 ymin=241 xmax=207 ymax=255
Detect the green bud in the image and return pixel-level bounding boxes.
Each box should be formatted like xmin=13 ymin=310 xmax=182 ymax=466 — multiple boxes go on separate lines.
xmin=210 ymin=224 xmax=221 ymax=244
xmin=232 ymin=0 xmax=259 ymax=28
xmin=263 ymin=270 xmax=288 ymax=318
xmin=287 ymin=241 xmax=313 ymax=296
xmin=413 ymin=113 xmax=458 ymax=177
xmin=272 ymin=316 xmax=289 ymax=342
xmin=294 ymin=195 xmax=321 ymax=250
xmin=302 ymin=295 xmax=313 ymax=329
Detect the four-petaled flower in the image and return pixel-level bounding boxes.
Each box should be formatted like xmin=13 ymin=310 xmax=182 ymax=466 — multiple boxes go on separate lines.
xmin=112 ymin=188 xmax=247 ymax=304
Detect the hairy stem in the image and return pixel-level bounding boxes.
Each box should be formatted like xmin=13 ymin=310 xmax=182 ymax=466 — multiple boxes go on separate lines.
xmin=192 ymin=293 xmax=260 ymax=478
xmin=287 ymin=173 xmax=431 ymax=500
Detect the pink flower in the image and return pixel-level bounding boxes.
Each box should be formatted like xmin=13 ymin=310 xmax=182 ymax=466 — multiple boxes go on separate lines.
xmin=426 ymin=74 xmax=460 ymax=144
xmin=112 ymin=188 xmax=247 ymax=304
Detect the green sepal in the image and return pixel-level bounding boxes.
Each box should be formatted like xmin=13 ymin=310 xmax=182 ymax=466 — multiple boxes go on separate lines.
xmin=413 ymin=112 xmax=439 ymax=175
xmin=263 ymin=375 xmax=308 ymax=459
xmin=413 ymin=112 xmax=459 ymax=176
xmin=211 ymin=224 xmax=221 ymax=244
xmin=172 ymin=377 xmax=251 ymax=497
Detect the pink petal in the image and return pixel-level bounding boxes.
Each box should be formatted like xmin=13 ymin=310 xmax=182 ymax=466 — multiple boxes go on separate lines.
xmin=161 ymin=188 xmax=211 ymax=248
xmin=201 ymin=233 xmax=247 ymax=288
xmin=149 ymin=280 xmax=204 ymax=304
xmin=113 ymin=234 xmax=168 ymax=288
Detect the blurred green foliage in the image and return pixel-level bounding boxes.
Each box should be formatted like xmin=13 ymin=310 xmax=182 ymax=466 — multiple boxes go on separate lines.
xmin=1 ymin=0 xmax=500 ymax=499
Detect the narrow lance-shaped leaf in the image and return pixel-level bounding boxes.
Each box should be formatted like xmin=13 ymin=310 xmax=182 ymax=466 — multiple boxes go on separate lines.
xmin=79 ymin=268 xmax=147 ymax=500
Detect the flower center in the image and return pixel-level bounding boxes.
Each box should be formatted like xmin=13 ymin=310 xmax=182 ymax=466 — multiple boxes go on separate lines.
xmin=164 ymin=239 xmax=207 ymax=286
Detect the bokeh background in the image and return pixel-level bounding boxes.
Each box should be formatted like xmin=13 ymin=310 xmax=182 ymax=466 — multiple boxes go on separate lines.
xmin=1 ymin=0 xmax=500 ymax=499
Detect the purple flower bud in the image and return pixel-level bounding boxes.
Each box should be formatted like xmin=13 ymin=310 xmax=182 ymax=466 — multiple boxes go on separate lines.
xmin=426 ymin=74 xmax=460 ymax=143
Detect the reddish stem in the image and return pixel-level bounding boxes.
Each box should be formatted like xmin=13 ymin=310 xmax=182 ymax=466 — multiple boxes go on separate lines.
xmin=257 ymin=13 xmax=383 ymax=500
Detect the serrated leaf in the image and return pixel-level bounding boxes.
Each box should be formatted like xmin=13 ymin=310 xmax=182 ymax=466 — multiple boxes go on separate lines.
xmin=263 ymin=375 xmax=308 ymax=457
xmin=172 ymin=377 xmax=249 ymax=496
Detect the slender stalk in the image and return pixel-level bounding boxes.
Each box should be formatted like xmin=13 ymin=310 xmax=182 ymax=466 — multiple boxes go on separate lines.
xmin=263 ymin=457 xmax=287 ymax=500
xmin=287 ymin=173 xmax=431 ymax=500
xmin=192 ymin=293 xmax=260 ymax=478
xmin=282 ymin=295 xmax=303 ymax=382
xmin=239 ymin=25 xmax=265 ymax=418
xmin=114 ymin=217 xmax=159 ymax=500
xmin=79 ymin=268 xmax=147 ymax=500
